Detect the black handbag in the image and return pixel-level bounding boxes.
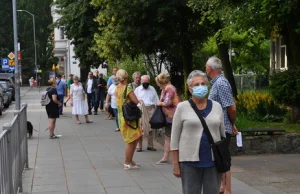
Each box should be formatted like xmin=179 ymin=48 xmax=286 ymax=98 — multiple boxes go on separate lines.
xmin=188 ymin=99 xmax=231 ymax=173
xmin=149 ymin=106 xmax=167 ymax=129
xmin=122 ymin=85 xmax=142 ymax=129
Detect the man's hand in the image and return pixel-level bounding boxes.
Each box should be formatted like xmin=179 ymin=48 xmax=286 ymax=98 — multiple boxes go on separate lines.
xmin=232 ymin=124 xmax=238 ymax=135
xmin=173 ymin=164 xmax=181 ymax=178
xmin=157 ymin=102 xmax=163 ymax=106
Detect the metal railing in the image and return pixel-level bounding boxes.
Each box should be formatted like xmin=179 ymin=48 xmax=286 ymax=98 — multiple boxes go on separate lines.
xmin=0 ymin=104 xmax=28 ymax=194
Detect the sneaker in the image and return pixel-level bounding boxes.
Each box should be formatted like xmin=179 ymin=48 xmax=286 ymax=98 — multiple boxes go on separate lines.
xmin=49 ymin=135 xmax=59 ymax=139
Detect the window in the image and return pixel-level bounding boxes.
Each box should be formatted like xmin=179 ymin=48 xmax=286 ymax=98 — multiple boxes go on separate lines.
xmin=280 ymin=46 xmax=287 ymax=68
xmin=60 ymin=27 xmax=65 ymax=40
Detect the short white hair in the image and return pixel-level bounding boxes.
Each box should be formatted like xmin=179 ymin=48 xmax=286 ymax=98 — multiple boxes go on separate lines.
xmin=206 ymin=56 xmax=222 ymax=70
xmin=187 ymin=70 xmax=208 ymax=87
xmin=141 ymin=75 xmax=150 ymax=82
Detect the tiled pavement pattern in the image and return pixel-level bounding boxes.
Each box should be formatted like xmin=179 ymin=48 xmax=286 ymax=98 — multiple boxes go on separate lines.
xmin=5 ymin=88 xmax=296 ymax=194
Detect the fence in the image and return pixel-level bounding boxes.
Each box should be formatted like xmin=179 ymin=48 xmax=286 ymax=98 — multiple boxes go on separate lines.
xmin=234 ymin=74 xmax=269 ymax=92
xmin=0 ymin=104 xmax=28 ymax=194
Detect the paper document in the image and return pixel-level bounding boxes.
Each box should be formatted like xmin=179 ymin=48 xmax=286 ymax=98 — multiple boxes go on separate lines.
xmin=236 ymin=132 xmax=243 ymax=147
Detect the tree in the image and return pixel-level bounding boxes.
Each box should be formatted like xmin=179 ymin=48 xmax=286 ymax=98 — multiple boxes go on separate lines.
xmin=0 ymin=0 xmax=13 ymax=58
xmin=54 ymin=0 xmax=103 ymax=69
xmin=91 ymin=0 xmax=212 ymax=95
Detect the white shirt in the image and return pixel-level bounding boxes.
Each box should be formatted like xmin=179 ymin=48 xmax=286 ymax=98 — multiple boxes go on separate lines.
xmin=70 ymin=83 xmax=84 ymax=101
xmin=134 ymin=85 xmax=159 ymax=106
xmin=107 ymin=84 xmax=117 ymax=108
xmin=61 ymin=78 xmax=66 ymax=82
xmin=87 ymin=79 xmax=93 ymax=93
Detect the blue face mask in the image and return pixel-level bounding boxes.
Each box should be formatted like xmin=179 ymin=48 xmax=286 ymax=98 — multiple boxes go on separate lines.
xmin=114 ymin=82 xmax=119 ymax=85
xmin=192 ymin=85 xmax=208 ymax=99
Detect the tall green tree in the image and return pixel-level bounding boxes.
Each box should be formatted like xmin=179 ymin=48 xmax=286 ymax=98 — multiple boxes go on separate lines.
xmin=91 ymin=0 xmax=211 ymax=95
xmin=0 ymin=0 xmax=13 ymax=58
xmin=54 ymin=0 xmax=102 ymax=69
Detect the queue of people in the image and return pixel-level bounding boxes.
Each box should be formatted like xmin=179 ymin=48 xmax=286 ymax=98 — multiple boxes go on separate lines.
xmin=44 ymin=56 xmax=237 ymax=194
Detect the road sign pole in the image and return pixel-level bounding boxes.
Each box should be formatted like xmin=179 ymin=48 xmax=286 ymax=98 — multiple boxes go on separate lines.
xmin=12 ymin=0 xmax=21 ymax=110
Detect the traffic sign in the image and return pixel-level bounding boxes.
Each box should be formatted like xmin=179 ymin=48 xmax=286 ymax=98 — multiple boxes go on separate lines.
xmin=8 ymin=52 xmax=15 ymax=60
xmin=1 ymin=58 xmax=9 ymax=69
xmin=34 ymin=67 xmax=39 ymax=71
xmin=9 ymin=66 xmax=15 ymax=71
xmin=9 ymin=60 xmax=15 ymax=66
xmin=37 ymin=70 xmax=42 ymax=73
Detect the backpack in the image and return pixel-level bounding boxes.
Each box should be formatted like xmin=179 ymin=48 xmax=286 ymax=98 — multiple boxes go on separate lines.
xmin=40 ymin=89 xmax=51 ymax=106
xmin=122 ymin=85 xmax=142 ymax=129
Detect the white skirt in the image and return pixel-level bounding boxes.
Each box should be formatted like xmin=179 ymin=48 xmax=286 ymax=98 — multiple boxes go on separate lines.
xmin=72 ymin=99 xmax=88 ymax=115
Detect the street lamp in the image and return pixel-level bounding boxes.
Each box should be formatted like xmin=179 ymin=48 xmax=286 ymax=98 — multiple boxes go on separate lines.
xmin=17 ymin=10 xmax=37 ymax=80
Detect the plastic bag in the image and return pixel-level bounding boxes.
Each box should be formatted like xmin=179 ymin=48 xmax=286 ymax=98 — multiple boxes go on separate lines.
xmin=149 ymin=106 xmax=167 ymax=129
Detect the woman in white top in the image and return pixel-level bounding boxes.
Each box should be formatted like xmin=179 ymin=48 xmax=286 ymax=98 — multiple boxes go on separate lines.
xmin=171 ymin=70 xmax=225 ymax=194
xmin=70 ymin=76 xmax=93 ymax=124
xmin=105 ymin=76 xmax=120 ymax=131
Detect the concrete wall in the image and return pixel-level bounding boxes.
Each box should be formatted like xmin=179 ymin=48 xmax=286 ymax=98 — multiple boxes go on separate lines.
xmin=153 ymin=131 xmax=300 ymax=156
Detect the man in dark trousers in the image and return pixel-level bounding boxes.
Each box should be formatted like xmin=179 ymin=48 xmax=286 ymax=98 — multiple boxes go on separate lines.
xmin=85 ymin=72 xmax=97 ymax=115
xmin=94 ymin=73 xmax=107 ymax=115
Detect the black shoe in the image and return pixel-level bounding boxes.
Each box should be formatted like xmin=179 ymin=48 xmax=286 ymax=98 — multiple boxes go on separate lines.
xmin=94 ymin=112 xmax=98 ymax=115
xmin=88 ymin=112 xmax=92 ymax=115
xmin=64 ymin=102 xmax=66 ymax=107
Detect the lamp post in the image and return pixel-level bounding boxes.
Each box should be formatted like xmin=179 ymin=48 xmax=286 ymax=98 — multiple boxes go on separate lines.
xmin=17 ymin=10 xmax=37 ymax=80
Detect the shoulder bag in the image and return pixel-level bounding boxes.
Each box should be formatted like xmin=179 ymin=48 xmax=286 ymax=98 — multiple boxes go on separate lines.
xmin=188 ymin=99 xmax=231 ymax=173
xmin=122 ymin=84 xmax=142 ymax=129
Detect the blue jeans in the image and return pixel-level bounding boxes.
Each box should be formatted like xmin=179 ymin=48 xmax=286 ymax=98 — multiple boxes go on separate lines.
xmin=87 ymin=92 xmax=94 ymax=113
xmin=58 ymin=95 xmax=64 ymax=115
xmin=94 ymin=91 xmax=105 ymax=112
xmin=113 ymin=108 xmax=119 ymax=129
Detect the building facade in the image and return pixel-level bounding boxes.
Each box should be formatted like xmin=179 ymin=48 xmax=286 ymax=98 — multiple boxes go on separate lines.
xmin=270 ymin=37 xmax=288 ymax=74
xmin=51 ymin=4 xmax=81 ymax=78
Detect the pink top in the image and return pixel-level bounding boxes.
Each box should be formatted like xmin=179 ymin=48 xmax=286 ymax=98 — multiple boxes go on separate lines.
xmin=160 ymin=84 xmax=182 ymax=123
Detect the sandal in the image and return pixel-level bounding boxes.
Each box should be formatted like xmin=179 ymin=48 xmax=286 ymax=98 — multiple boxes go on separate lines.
xmin=105 ymin=117 xmax=114 ymax=120
xmin=76 ymin=121 xmax=82 ymax=124
xmin=136 ymin=148 xmax=143 ymax=152
xmin=49 ymin=134 xmax=59 ymax=139
xmin=115 ymin=128 xmax=120 ymax=132
xmin=156 ymin=160 xmax=170 ymax=165
xmin=86 ymin=120 xmax=93 ymax=123
xmin=123 ymin=162 xmax=140 ymax=170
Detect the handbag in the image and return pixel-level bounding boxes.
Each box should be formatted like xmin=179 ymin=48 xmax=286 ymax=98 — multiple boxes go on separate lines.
xmin=149 ymin=106 xmax=167 ymax=129
xmin=188 ymin=99 xmax=231 ymax=173
xmin=122 ymin=85 xmax=142 ymax=129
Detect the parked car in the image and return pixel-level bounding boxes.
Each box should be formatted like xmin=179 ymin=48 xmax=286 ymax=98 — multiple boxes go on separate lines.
xmin=0 ymin=81 xmax=12 ymax=107
xmin=0 ymin=77 xmax=15 ymax=101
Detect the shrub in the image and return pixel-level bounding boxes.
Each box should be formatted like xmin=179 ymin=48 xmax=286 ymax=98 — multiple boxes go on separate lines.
xmin=236 ymin=91 xmax=287 ymax=122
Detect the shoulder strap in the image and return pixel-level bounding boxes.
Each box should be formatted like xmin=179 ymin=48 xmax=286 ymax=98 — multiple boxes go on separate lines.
xmin=57 ymin=80 xmax=61 ymax=86
xmin=188 ymin=99 xmax=214 ymax=145
xmin=123 ymin=84 xmax=128 ymax=100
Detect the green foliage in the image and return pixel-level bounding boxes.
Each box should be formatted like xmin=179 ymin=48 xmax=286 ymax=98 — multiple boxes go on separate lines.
xmin=0 ymin=0 xmax=13 ymax=58
xmin=270 ymin=69 xmax=300 ymax=106
xmin=236 ymin=91 xmax=287 ymax=122
xmin=55 ymin=0 xmax=102 ymax=69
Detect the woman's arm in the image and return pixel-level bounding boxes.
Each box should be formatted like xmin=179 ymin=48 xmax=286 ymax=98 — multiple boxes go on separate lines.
xmin=52 ymin=95 xmax=62 ymax=106
xmin=128 ymin=92 xmax=139 ymax=104
xmin=158 ymin=87 xmax=175 ymax=107
xmin=105 ymin=94 xmax=111 ymax=103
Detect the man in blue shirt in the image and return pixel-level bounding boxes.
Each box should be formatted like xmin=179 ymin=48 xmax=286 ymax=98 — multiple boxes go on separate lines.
xmin=206 ymin=56 xmax=238 ymax=194
xmin=106 ymin=67 xmax=119 ymax=89
xmin=56 ymin=74 xmax=66 ymax=115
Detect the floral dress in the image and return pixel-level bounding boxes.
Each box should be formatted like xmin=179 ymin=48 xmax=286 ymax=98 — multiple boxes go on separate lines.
xmin=115 ymin=84 xmax=142 ymax=143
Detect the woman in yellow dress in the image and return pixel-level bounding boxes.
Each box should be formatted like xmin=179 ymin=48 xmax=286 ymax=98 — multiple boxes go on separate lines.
xmin=115 ymin=69 xmax=143 ymax=170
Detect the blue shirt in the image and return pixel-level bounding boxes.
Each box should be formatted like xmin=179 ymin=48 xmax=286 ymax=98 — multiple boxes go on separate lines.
xmin=208 ymin=74 xmax=234 ymax=134
xmin=185 ymin=99 xmax=215 ymax=168
xmin=56 ymin=80 xmax=66 ymax=95
xmin=107 ymin=76 xmax=114 ymax=87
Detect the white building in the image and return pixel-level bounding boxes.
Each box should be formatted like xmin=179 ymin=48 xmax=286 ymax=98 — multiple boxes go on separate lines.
xmin=51 ymin=4 xmax=81 ymax=77
xmin=270 ymin=37 xmax=288 ymax=74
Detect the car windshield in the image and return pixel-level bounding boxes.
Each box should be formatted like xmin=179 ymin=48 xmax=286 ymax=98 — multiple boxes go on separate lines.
xmin=0 ymin=83 xmax=7 ymax=88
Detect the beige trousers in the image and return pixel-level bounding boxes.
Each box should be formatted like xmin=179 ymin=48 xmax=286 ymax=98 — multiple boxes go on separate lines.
xmin=138 ymin=104 xmax=155 ymax=148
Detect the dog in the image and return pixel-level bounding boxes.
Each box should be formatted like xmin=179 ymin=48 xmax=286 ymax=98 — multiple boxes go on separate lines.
xmin=27 ymin=121 xmax=33 ymax=138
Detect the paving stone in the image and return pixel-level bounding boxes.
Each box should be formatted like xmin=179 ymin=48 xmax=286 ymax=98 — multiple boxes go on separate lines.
xmin=105 ymin=186 xmax=144 ymax=194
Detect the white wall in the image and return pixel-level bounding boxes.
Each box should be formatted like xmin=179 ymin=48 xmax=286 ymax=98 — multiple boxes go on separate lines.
xmin=69 ymin=43 xmax=81 ymax=77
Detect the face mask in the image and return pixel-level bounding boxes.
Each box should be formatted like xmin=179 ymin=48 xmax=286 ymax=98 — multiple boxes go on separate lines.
xmin=142 ymin=83 xmax=150 ymax=89
xmin=114 ymin=82 xmax=119 ymax=85
xmin=192 ymin=85 xmax=208 ymax=99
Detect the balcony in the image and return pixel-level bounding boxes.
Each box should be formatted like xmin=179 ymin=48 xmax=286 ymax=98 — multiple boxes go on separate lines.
xmin=53 ymin=40 xmax=68 ymax=57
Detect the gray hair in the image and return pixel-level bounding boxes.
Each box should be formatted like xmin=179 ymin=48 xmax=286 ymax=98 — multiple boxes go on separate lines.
xmin=187 ymin=70 xmax=208 ymax=87
xmin=206 ymin=56 xmax=222 ymax=70
xmin=73 ymin=75 xmax=79 ymax=80
xmin=141 ymin=75 xmax=150 ymax=81
xmin=132 ymin=72 xmax=141 ymax=79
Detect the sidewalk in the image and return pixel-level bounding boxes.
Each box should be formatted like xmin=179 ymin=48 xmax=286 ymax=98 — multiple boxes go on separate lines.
xmin=22 ymin=89 xmax=264 ymax=194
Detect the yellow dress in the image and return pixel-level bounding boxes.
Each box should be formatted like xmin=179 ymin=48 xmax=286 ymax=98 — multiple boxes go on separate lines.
xmin=115 ymin=84 xmax=142 ymax=143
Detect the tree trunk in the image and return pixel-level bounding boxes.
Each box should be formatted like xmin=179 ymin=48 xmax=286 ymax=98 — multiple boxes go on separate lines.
xmin=292 ymin=103 xmax=300 ymax=123
xmin=283 ymin=6 xmax=300 ymax=68
xmin=216 ymin=38 xmax=238 ymax=99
